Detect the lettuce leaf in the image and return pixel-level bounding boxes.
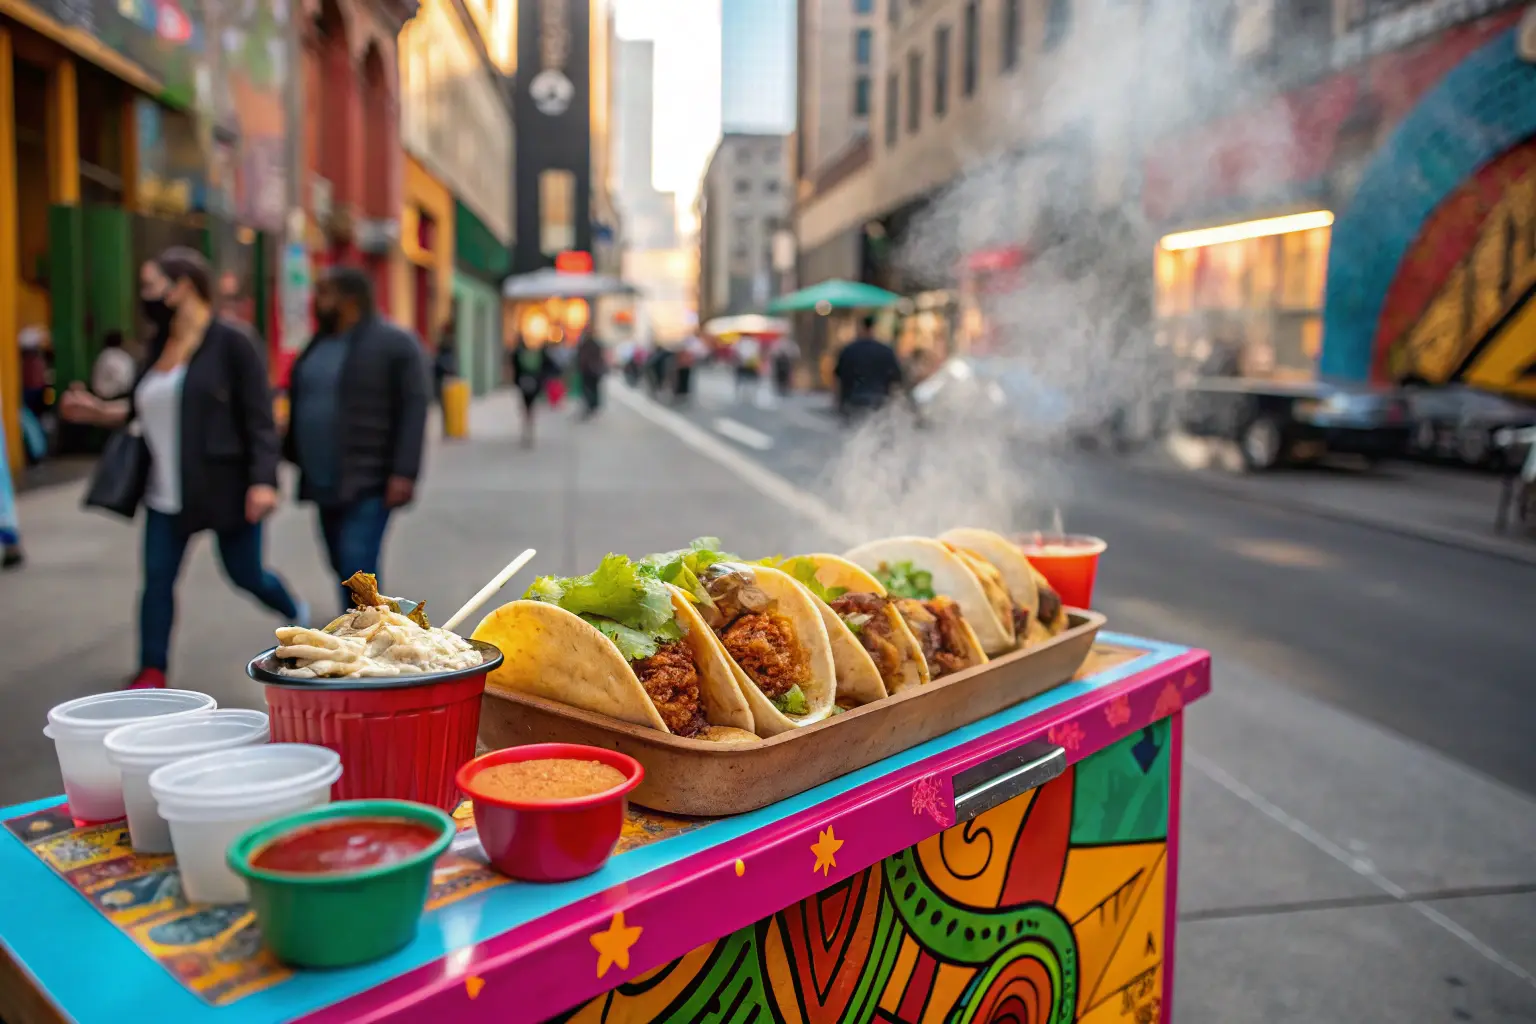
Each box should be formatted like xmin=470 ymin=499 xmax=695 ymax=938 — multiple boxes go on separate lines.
xmin=637 ymin=538 xmax=740 ymax=606
xmin=771 ymin=684 xmax=810 ymax=717
xmin=875 ymin=561 xmax=936 ymax=601
xmin=524 ymin=554 xmax=682 ymax=660
xmin=762 ymin=556 xmax=848 ymax=605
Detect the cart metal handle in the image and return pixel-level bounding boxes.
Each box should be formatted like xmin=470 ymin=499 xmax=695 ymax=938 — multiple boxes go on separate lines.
xmin=952 ymin=742 xmax=1067 ymax=823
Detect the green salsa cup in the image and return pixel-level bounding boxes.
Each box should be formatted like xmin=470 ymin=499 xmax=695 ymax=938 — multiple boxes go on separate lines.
xmin=227 ymin=799 xmax=456 ymax=969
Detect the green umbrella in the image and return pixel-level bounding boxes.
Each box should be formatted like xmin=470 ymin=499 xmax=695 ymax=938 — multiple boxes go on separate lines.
xmin=765 ymin=279 xmax=902 ymax=314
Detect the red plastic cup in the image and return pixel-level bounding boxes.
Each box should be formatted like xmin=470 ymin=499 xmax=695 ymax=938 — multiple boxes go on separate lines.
xmin=1015 ymin=534 xmax=1107 ymax=609
xmin=457 ymin=743 xmax=643 ymax=882
xmin=248 ymin=640 xmax=502 ymax=812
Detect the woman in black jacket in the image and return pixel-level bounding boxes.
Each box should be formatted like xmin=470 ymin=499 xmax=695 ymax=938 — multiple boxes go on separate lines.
xmin=60 ymin=247 xmax=305 ymax=689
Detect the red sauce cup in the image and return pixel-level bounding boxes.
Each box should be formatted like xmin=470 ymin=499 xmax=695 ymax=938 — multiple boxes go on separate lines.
xmin=1016 ymin=534 xmax=1107 ymax=610
xmin=457 ymin=744 xmax=644 ymax=882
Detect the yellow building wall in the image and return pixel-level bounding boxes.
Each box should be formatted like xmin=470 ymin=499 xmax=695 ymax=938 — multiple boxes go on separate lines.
xmin=400 ymin=154 xmax=456 ymax=334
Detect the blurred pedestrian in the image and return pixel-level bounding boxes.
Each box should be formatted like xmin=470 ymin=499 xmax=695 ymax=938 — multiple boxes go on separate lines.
xmin=0 ymin=411 xmax=22 ymax=570
xmin=676 ymin=334 xmax=707 ymax=404
xmin=647 ymin=345 xmax=673 ymax=397
xmin=286 ymin=266 xmax=430 ymax=613
xmin=576 ymin=330 xmax=607 ymax=419
xmin=834 ymin=315 xmax=904 ymax=422
xmin=60 ymin=248 xmax=302 ymax=689
xmin=19 ymin=327 xmax=49 ymax=420
xmin=734 ymin=336 xmax=761 ymax=399
xmin=433 ymin=317 xmax=459 ymax=404
xmin=511 ymin=335 xmax=557 ymax=447
xmin=545 ymin=342 xmax=569 ymax=408
xmin=772 ymin=334 xmax=800 ymax=395
xmin=91 ymin=330 xmax=137 ymax=401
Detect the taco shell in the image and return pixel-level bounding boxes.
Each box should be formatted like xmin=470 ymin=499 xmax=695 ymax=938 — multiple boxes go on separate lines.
xmin=703 ymin=563 xmax=838 ymax=736
xmin=794 ymin=553 xmax=930 ymax=695
xmin=844 ymin=537 xmax=1017 ymax=655
xmin=473 ymin=585 xmax=755 ymax=737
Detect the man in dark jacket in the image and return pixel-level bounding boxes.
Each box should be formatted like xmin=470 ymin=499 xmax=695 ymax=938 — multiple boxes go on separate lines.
xmin=834 ymin=315 xmax=905 ymax=420
xmin=285 ymin=266 xmax=430 ymax=610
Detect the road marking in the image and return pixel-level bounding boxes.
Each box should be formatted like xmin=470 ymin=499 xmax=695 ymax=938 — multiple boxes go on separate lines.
xmin=1225 ymin=538 xmax=1337 ymax=569
xmin=610 ymin=382 xmax=857 ymax=545
xmin=1189 ymin=751 xmax=1536 ymax=991
xmin=712 ymin=416 xmax=775 ymax=451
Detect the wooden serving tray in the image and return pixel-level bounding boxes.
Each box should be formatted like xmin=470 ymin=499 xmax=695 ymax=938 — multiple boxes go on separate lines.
xmin=478 ymin=610 xmax=1106 ymax=816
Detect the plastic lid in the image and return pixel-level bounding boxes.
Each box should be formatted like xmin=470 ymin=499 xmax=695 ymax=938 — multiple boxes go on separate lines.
xmin=45 ymin=690 xmax=217 ymax=740
xmin=148 ymin=743 xmax=341 ymax=810
xmin=104 ymin=710 xmax=270 ymax=771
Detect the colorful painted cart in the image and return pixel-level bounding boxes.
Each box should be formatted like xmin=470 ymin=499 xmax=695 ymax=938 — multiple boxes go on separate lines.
xmin=0 ymin=632 xmax=1209 ymax=1024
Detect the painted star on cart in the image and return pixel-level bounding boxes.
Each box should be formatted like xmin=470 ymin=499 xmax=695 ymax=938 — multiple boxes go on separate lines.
xmin=590 ymin=911 xmax=643 ymax=978
xmin=811 ymin=827 xmax=844 ymax=876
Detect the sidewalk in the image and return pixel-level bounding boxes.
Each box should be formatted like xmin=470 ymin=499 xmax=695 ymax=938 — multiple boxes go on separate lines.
xmin=4 ymin=388 xmax=1535 ymax=1020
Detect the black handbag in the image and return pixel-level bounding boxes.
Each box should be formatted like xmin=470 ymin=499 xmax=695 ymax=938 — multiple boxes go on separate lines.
xmin=83 ymin=424 xmax=150 ymax=519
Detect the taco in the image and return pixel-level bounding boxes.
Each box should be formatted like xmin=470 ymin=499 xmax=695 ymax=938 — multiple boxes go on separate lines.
xmin=472 ymin=554 xmax=756 ymax=739
xmin=766 ymin=554 xmax=930 ymax=698
xmin=939 ymin=528 xmax=1068 ymax=643
xmin=640 ymin=540 xmax=837 ymax=736
xmin=844 ymin=536 xmax=1016 ymax=656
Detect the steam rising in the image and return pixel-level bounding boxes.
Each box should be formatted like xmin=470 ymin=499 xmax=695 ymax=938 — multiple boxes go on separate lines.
xmin=811 ymin=1 xmax=1299 ymax=544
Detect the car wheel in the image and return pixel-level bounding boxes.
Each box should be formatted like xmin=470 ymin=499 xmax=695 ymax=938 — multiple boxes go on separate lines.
xmin=1240 ymin=416 xmax=1284 ymax=471
xmin=1456 ymin=427 xmax=1490 ymax=466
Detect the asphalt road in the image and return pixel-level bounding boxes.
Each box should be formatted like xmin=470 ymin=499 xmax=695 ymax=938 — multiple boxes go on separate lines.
xmin=665 ymin=373 xmax=1536 ymax=798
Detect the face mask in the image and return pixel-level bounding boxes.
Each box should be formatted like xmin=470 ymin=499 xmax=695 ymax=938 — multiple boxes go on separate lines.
xmin=141 ymin=297 xmax=174 ymax=330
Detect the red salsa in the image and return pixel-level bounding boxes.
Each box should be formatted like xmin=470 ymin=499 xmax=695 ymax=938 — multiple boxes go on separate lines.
xmin=251 ymin=817 xmax=442 ymax=875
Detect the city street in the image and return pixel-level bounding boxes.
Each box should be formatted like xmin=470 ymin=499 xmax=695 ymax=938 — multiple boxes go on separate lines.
xmin=5 ymin=385 xmax=1536 ymax=1021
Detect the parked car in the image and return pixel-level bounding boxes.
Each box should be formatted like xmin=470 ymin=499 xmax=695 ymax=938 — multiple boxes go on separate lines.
xmin=1402 ymin=384 xmax=1536 ymax=471
xmin=1176 ymin=379 xmax=1411 ymax=471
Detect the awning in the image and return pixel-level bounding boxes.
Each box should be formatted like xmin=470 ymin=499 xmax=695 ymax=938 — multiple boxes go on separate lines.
xmin=765 ymin=279 xmax=901 ymax=314
xmin=502 ymin=268 xmax=639 ymax=300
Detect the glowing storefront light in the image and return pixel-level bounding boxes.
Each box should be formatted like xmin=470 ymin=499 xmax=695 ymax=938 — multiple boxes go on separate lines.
xmin=1158 ymin=211 xmax=1335 ymax=251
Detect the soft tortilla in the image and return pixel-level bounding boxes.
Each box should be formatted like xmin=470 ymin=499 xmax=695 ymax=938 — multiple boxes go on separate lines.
xmin=844 ymin=537 xmax=1016 ymax=655
xmin=706 ymin=563 xmax=837 ymax=736
xmin=472 ymin=585 xmax=754 ymax=735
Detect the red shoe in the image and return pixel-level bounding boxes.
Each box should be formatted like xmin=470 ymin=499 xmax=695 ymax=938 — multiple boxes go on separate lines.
xmin=128 ymin=668 xmax=167 ymax=690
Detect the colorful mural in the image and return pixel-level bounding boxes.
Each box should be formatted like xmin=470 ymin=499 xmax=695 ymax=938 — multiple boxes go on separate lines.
xmin=558 ymin=719 xmax=1173 ymax=1024
xmin=1323 ymin=22 xmax=1536 ymax=393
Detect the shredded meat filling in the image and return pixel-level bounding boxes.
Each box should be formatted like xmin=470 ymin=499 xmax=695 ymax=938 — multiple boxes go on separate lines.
xmin=895 ymin=598 xmax=972 ymax=678
xmin=830 ymin=593 xmax=903 ymax=685
xmin=1036 ymin=584 xmax=1062 ymax=629
xmin=631 ymin=641 xmax=707 ymax=737
xmin=1012 ymin=604 xmax=1032 ymax=637
xmin=718 ymin=612 xmax=808 ymax=700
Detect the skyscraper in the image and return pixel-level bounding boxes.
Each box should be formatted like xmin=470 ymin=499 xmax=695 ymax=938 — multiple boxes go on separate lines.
xmin=614 ymin=39 xmax=677 ymax=250
xmin=720 ymin=0 xmax=796 ymax=133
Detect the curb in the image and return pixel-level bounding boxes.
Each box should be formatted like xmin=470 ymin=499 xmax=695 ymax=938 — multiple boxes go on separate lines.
xmin=1116 ymin=455 xmax=1536 ymax=567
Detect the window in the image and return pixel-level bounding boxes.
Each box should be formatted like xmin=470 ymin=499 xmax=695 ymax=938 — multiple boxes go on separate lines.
xmin=765 ymin=143 xmax=782 ymax=163
xmin=737 ymin=145 xmax=751 ymax=162
xmin=906 ymin=51 xmax=921 ymax=134
xmin=855 ymin=28 xmax=873 ymax=66
xmin=854 ymin=74 xmax=872 ymax=116
xmin=885 ymin=72 xmax=900 ymax=146
xmin=855 ymin=0 xmax=873 ymax=12
xmin=933 ymin=26 xmax=950 ymax=118
xmin=538 ymin=170 xmax=576 ymax=254
xmin=1045 ymin=0 xmax=1071 ymax=50
xmin=765 ymin=178 xmax=781 ymax=193
xmin=962 ymin=1 xmax=978 ymax=96
xmin=1002 ymin=0 xmax=1021 ymax=70
xmin=735 ymin=179 xmax=751 ymax=195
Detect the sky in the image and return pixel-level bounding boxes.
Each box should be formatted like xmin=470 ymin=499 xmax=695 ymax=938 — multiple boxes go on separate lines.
xmin=719 ymin=0 xmax=796 ymax=134
xmin=614 ymin=0 xmax=723 ymax=212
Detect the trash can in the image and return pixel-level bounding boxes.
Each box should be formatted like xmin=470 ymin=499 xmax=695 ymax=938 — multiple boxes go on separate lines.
xmin=442 ymin=379 xmax=470 ymax=440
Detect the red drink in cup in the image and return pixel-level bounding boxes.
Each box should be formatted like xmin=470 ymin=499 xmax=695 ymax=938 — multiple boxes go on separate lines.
xmin=1015 ymin=534 xmax=1107 ymax=609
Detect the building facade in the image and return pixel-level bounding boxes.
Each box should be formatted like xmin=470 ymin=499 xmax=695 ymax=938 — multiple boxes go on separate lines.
xmin=698 ymin=133 xmax=793 ymax=321
xmin=796 ymin=0 xmax=875 ymax=188
xmin=398 ymin=0 xmax=514 ymax=395
xmin=613 ymin=38 xmax=676 ymax=251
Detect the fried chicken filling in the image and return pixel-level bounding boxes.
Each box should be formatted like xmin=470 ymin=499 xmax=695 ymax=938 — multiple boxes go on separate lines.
xmin=895 ymin=597 xmax=974 ymax=677
xmin=829 ymin=592 xmax=904 ymax=685
xmin=717 ymin=612 xmax=808 ymax=700
xmin=631 ymin=640 xmax=708 ymax=737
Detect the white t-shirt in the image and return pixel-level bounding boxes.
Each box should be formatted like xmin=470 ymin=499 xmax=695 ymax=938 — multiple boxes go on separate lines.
xmin=136 ymin=366 xmax=186 ymax=515
xmin=91 ymin=347 xmax=137 ymax=400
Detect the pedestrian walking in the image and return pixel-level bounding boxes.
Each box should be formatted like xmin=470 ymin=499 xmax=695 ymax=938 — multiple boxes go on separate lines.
xmin=90 ymin=330 xmax=138 ymax=401
xmin=433 ymin=316 xmax=459 ymax=400
xmin=19 ymin=327 xmax=49 ymax=421
xmin=734 ymin=337 xmax=762 ymax=399
xmin=576 ymin=330 xmax=607 ymax=419
xmin=772 ymin=335 xmax=800 ymax=396
xmin=834 ymin=315 xmax=905 ymax=423
xmin=59 ymin=247 xmax=303 ymax=689
xmin=0 ymin=411 xmax=22 ymax=570
xmin=286 ymin=266 xmax=430 ymax=613
xmin=511 ymin=336 xmax=557 ymax=447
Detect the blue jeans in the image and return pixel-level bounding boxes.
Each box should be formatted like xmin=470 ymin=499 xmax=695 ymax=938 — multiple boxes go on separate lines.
xmin=318 ymin=495 xmax=393 ymax=612
xmin=140 ymin=510 xmax=300 ymax=672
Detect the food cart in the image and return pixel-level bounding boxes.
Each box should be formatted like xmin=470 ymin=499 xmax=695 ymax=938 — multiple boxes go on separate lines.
xmin=0 ymin=628 xmax=1207 ymax=1024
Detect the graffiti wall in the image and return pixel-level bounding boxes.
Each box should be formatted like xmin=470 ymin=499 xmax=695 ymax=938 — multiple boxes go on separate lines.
xmin=559 ymin=718 xmax=1173 ymax=1024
